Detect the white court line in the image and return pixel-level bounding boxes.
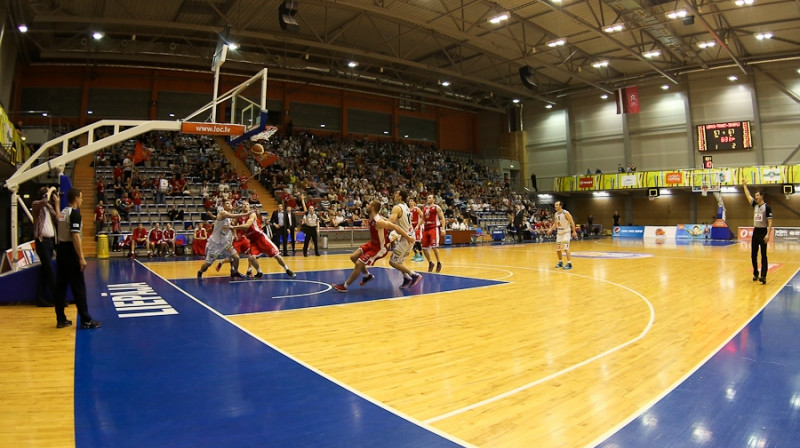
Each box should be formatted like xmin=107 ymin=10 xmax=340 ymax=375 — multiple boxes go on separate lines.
xmin=228 ymin=279 xmax=333 ymax=299
xmin=133 ymin=259 xmax=478 ymax=448
xmin=424 ymin=263 xmax=656 ymax=425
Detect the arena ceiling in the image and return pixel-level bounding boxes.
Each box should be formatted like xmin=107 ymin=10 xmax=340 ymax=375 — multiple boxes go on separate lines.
xmin=9 ymin=0 xmax=800 ymax=112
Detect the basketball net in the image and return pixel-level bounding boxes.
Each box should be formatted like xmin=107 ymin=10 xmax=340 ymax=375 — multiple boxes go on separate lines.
xmin=249 ymin=125 xmax=279 ymax=142
xmin=701 ymin=184 xmax=708 ymax=197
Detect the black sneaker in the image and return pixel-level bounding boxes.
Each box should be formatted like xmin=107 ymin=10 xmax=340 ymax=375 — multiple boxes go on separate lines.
xmin=197 ymin=270 xmax=203 ymax=279
xmin=753 ymin=270 xmax=759 ymax=281
xmin=428 ymin=262 xmax=434 ymax=272
xmin=230 ymin=272 xmax=245 ymax=280
xmin=80 ymin=320 xmax=102 ymax=329
xmin=360 ymin=274 xmax=375 ymax=286
xmin=286 ymin=269 xmax=296 ymax=278
xmin=56 ymin=320 xmax=73 ymax=329
xmin=254 ymin=272 xmax=264 ymax=279
xmin=760 ymin=277 xmax=766 ymax=285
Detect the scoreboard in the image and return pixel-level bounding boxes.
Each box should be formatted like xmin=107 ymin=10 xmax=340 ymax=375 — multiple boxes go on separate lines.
xmin=697 ymin=121 xmax=753 ymax=151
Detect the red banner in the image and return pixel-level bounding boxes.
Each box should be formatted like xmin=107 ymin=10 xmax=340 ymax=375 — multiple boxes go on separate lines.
xmin=615 ymin=86 xmax=640 ymax=114
xmin=579 ymin=177 xmax=594 ymax=188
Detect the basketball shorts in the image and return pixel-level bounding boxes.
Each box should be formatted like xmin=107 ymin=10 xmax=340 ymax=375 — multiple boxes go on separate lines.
xmin=421 ymin=227 xmax=440 ymax=249
xmin=359 ymin=240 xmax=390 ymax=266
xmin=249 ymin=233 xmax=280 ymax=258
xmin=205 ymin=241 xmax=237 ymax=264
xmin=390 ymin=232 xmax=414 ymax=264
xmin=556 ymin=231 xmax=571 ymax=250
xmin=233 ymin=237 xmax=251 ymax=255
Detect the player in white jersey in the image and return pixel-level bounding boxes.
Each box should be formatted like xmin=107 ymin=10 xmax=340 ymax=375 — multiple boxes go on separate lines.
xmin=388 ymin=190 xmax=423 ymax=289
xmin=547 ymin=201 xmax=578 ymax=270
xmin=197 ymin=201 xmax=250 ymax=280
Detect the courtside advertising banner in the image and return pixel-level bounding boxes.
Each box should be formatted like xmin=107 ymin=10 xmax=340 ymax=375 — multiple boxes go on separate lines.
xmin=644 ymin=226 xmax=677 ymax=239
xmin=738 ymin=227 xmax=780 ymax=241
xmin=677 ymin=224 xmax=710 ymax=240
xmin=738 ymin=227 xmax=754 ymax=241
xmin=773 ymin=227 xmax=800 ymax=242
xmin=612 ymin=226 xmax=645 ymax=238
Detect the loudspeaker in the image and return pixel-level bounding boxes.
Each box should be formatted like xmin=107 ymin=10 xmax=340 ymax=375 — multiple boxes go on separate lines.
xmin=784 ymin=184 xmax=794 ymax=195
xmin=519 ymin=66 xmax=538 ymax=91
xmin=648 ymin=188 xmax=660 ymax=198
xmin=279 ymin=0 xmax=299 ymax=32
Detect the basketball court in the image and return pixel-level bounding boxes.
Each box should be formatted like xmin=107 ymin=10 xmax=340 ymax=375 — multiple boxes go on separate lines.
xmin=4 ymin=237 xmax=800 ymax=447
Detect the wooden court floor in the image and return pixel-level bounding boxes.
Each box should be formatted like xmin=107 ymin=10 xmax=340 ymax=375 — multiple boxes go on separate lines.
xmin=2 ymin=238 xmax=799 ymax=447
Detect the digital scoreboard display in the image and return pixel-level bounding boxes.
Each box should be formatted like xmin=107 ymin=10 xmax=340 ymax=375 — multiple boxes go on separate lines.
xmin=697 ymin=121 xmax=753 ymax=151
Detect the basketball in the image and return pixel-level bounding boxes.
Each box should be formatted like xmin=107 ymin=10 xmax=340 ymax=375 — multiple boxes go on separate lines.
xmin=251 ymin=143 xmax=265 ymax=156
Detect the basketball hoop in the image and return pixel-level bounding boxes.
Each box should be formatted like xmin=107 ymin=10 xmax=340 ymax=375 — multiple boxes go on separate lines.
xmin=701 ymin=182 xmax=709 ymax=197
xmin=249 ymin=125 xmax=279 ymax=142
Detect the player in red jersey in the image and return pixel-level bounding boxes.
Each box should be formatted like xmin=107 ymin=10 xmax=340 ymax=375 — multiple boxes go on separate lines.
xmin=129 ymin=222 xmax=150 ymax=257
xmin=162 ymin=222 xmax=176 ymax=256
xmin=229 ymin=202 xmax=296 ymax=278
xmin=333 ymin=200 xmax=414 ymax=292
xmin=408 ymin=197 xmax=424 ymax=262
xmin=421 ymin=194 xmax=446 ymax=272
xmin=192 ymin=224 xmax=208 ymax=256
xmin=148 ymin=222 xmax=166 ymax=257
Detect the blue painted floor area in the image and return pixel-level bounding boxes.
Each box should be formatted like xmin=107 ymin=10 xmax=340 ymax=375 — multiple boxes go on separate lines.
xmin=75 ymin=260 xmax=467 ymax=448
xmin=597 ymin=269 xmax=800 ymax=448
xmin=175 ymin=267 xmax=505 ymax=315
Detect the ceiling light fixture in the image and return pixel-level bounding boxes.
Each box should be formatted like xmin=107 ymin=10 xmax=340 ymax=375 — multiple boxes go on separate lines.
xmin=92 ymin=31 xmax=104 ymax=40
xmin=601 ymin=94 xmax=608 ymax=99
xmin=488 ymin=13 xmax=510 ymax=24
xmin=592 ymin=60 xmax=609 ymax=68
xmin=512 ymin=98 xmax=521 ymax=103
xmin=728 ymin=75 xmax=738 ymax=81
xmin=227 ymin=43 xmax=239 ymax=50
xmin=603 ymin=24 xmax=624 ymax=33
xmin=545 ymin=104 xmax=553 ymax=109
xmin=734 ymin=0 xmax=755 ymax=5
xmin=347 ymin=61 xmax=358 ymax=68
xmin=18 ymin=24 xmax=28 ymax=33
xmin=643 ymin=50 xmax=661 ymax=58
xmin=754 ymin=32 xmax=773 ymax=40
xmin=547 ymin=38 xmax=566 ymax=47
xmin=666 ymin=10 xmax=688 ymax=19
xmin=661 ymin=85 xmax=670 ymax=90
xmin=440 ymin=80 xmax=451 ymax=87
xmin=698 ymin=41 xmax=716 ymax=49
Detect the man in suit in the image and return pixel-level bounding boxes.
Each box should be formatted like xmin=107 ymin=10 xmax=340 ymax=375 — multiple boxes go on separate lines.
xmin=270 ymin=204 xmax=290 ymax=256
xmin=286 ymin=205 xmax=297 ymax=254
